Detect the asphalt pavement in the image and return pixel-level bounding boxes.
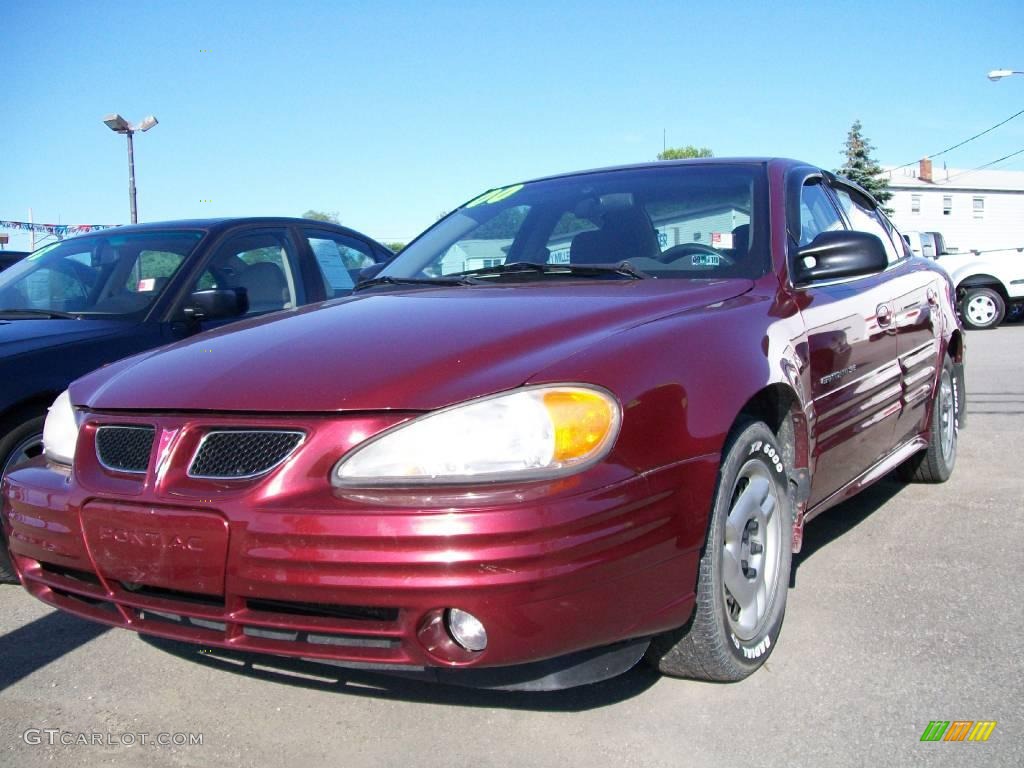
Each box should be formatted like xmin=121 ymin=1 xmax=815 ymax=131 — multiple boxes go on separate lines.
xmin=1 ymin=326 xmax=1022 ymax=768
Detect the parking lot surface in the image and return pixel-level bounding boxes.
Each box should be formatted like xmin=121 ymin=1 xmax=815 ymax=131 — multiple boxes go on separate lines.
xmin=1 ymin=326 xmax=1022 ymax=768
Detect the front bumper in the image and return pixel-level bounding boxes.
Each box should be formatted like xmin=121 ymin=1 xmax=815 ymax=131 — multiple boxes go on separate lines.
xmin=2 ymin=411 xmax=717 ymax=688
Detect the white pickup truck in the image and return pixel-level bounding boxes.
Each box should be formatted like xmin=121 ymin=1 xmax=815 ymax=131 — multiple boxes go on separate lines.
xmin=903 ymin=231 xmax=1024 ymax=330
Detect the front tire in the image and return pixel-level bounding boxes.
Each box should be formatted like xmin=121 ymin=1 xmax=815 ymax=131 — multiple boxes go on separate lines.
xmin=647 ymin=421 xmax=792 ymax=681
xmin=0 ymin=415 xmax=45 ymax=584
xmin=961 ymin=287 xmax=1005 ymax=330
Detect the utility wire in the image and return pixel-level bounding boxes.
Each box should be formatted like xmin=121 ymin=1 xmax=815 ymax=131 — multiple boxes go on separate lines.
xmin=940 ymin=148 xmax=1024 ymax=182
xmin=882 ymin=107 xmax=1024 ymax=173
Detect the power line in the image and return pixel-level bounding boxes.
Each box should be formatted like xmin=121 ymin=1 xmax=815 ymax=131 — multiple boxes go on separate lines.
xmin=940 ymin=147 xmax=1024 ymax=182
xmin=883 ymin=107 xmax=1024 ymax=173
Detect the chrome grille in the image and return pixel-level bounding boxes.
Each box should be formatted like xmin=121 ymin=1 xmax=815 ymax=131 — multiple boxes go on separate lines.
xmin=95 ymin=425 xmax=155 ymax=473
xmin=188 ymin=430 xmax=304 ymax=479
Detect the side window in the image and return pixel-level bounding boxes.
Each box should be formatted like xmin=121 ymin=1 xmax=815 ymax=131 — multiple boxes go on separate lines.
xmin=124 ymin=250 xmax=185 ymax=294
xmin=831 ymin=187 xmax=901 ymax=264
xmin=304 ymin=230 xmax=376 ymax=297
xmin=877 ymin=211 xmax=911 ymax=259
xmin=799 ymin=181 xmax=844 ymax=246
xmin=192 ymin=230 xmax=303 ymax=316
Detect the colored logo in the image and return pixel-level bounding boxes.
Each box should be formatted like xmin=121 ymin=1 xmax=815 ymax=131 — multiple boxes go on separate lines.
xmin=920 ymin=721 xmax=997 ymax=742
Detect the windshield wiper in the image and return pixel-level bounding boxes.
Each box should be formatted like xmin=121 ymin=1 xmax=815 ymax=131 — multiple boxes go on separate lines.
xmin=0 ymin=308 xmax=79 ymax=319
xmin=353 ymin=275 xmax=484 ymax=292
xmin=453 ymin=260 xmax=651 ymax=280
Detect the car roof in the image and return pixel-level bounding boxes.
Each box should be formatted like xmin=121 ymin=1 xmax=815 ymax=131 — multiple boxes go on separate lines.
xmin=82 ymin=217 xmax=376 ymax=238
xmin=520 ymin=157 xmax=806 ymax=185
xmin=500 ymin=157 xmax=883 ymax=209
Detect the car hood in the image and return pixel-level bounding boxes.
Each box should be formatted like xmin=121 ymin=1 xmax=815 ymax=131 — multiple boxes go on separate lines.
xmin=0 ymin=317 xmax=131 ymax=359
xmin=73 ymin=280 xmax=752 ymax=413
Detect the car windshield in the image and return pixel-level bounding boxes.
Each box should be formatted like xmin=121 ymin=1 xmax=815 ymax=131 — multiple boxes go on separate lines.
xmin=0 ymin=230 xmax=203 ymax=317
xmin=378 ymin=164 xmax=766 ymax=284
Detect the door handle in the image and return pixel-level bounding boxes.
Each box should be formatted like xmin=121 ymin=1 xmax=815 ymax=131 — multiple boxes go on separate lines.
xmin=876 ymin=303 xmax=892 ymax=326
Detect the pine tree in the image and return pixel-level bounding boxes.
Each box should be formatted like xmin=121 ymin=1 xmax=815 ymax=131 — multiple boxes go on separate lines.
xmin=836 ymin=120 xmax=892 ymax=210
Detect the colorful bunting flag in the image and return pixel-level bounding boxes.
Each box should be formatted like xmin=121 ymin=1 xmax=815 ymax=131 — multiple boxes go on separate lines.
xmin=0 ymin=220 xmax=120 ymax=237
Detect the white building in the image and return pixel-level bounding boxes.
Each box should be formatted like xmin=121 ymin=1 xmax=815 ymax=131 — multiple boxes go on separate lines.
xmin=882 ymin=159 xmax=1024 ymax=255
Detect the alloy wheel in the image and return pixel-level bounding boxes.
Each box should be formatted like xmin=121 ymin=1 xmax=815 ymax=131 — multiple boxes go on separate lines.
xmin=938 ymin=370 xmax=956 ymax=463
xmin=2 ymin=432 xmax=44 ymax=477
xmin=722 ymin=461 xmax=783 ymax=641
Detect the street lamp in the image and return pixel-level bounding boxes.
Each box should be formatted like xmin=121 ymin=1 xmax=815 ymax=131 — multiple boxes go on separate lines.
xmin=987 ymin=69 xmax=1023 ymax=81
xmin=102 ymin=113 xmax=158 ymax=224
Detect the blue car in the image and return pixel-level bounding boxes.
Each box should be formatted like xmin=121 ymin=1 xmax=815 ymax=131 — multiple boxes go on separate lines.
xmin=0 ymin=217 xmax=392 ymax=580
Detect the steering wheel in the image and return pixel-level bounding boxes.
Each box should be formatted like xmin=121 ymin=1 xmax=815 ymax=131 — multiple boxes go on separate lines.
xmin=656 ymin=242 xmax=735 ymax=266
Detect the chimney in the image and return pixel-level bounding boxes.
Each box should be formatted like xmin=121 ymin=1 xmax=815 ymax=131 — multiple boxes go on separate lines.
xmin=919 ymin=157 xmax=933 ymax=183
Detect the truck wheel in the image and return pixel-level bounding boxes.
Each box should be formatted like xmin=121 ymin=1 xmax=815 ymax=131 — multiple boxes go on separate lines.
xmin=899 ymin=358 xmax=958 ymax=484
xmin=961 ymin=287 xmax=1005 ymax=330
xmin=646 ymin=421 xmax=792 ymax=681
xmin=0 ymin=415 xmax=46 ymax=584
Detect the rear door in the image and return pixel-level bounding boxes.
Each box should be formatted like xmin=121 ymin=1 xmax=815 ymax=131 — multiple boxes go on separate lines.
xmin=796 ymin=177 xmax=901 ymax=506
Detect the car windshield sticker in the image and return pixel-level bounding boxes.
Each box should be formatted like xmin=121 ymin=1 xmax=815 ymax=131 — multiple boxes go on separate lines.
xmin=711 ymin=232 xmax=733 ymax=249
xmin=464 ymin=184 xmax=525 ymax=208
xmin=310 ymin=239 xmax=354 ymax=290
xmin=137 ymin=278 xmax=156 ymax=292
xmin=692 ymin=253 xmax=721 ymax=267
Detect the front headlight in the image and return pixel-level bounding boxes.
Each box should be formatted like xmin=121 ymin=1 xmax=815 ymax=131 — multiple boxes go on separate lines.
xmin=42 ymin=390 xmax=81 ymax=465
xmin=334 ymin=385 xmax=621 ymax=486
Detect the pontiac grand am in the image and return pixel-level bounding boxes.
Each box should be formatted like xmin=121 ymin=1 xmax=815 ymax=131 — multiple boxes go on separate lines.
xmin=1 ymin=159 xmax=964 ymax=690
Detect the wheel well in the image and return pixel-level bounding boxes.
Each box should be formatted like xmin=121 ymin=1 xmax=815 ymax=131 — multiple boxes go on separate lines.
xmin=947 ymin=330 xmax=964 ymax=363
xmin=957 ymin=275 xmax=1007 ymax=300
xmin=734 ymin=384 xmax=807 ymax=472
xmin=0 ymin=394 xmax=57 ymax=433
xmin=733 ymin=384 xmax=809 ymax=552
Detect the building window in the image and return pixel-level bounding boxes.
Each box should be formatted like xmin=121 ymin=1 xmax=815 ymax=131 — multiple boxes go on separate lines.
xmin=973 ymin=197 xmax=985 ymax=219
xmin=943 ymin=196 xmax=952 ymax=216
xmin=911 ymin=194 xmax=921 ymax=214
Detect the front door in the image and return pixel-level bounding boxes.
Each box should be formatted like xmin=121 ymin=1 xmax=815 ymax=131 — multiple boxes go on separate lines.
xmin=796 ymin=179 xmax=901 ymax=506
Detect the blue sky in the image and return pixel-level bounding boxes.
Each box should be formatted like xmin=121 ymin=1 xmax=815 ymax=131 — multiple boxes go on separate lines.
xmin=3 ymin=0 xmax=1023 ymax=251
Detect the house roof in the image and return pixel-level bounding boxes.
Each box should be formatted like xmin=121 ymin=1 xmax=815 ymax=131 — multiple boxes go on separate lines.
xmin=882 ymin=166 xmax=1024 ymax=192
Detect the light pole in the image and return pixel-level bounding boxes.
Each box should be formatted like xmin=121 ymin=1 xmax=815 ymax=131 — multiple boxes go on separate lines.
xmin=102 ymin=113 xmax=158 ymax=224
xmin=987 ymin=69 xmax=1024 ymax=81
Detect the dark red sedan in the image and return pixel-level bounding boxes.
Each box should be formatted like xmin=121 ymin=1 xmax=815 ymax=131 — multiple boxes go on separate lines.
xmin=2 ymin=159 xmax=964 ymax=690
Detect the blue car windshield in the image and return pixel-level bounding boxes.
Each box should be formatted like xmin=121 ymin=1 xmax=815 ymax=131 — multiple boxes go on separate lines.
xmin=381 ymin=164 xmax=767 ymax=282
xmin=0 ymin=231 xmax=203 ymax=317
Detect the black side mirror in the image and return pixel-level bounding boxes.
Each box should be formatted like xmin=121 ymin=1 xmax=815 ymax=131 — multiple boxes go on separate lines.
xmin=358 ymin=263 xmax=386 ymax=282
xmin=185 ymin=287 xmax=248 ymax=320
xmin=794 ymin=231 xmax=888 ymax=284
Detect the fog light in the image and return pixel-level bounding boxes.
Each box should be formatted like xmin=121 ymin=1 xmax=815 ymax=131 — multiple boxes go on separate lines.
xmin=445 ymin=608 xmax=487 ymax=652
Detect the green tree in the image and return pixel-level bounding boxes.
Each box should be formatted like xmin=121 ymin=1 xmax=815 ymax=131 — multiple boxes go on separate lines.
xmin=383 ymin=242 xmax=406 ymax=253
xmin=301 ymin=209 xmax=340 ymax=223
xmin=657 ymin=145 xmax=713 ymax=160
xmin=836 ymin=120 xmax=892 ymax=210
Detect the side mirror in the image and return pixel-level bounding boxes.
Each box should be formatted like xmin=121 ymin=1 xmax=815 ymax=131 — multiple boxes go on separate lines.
xmin=358 ymin=263 xmax=386 ymax=282
xmin=794 ymin=231 xmax=888 ymax=284
xmin=184 ymin=287 xmax=248 ymax=320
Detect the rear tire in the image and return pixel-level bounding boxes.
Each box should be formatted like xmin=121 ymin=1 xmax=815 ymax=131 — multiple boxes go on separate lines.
xmin=900 ymin=358 xmax=958 ymax=484
xmin=646 ymin=421 xmax=792 ymax=681
xmin=0 ymin=415 xmax=46 ymax=584
xmin=961 ymin=287 xmax=1005 ymax=330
